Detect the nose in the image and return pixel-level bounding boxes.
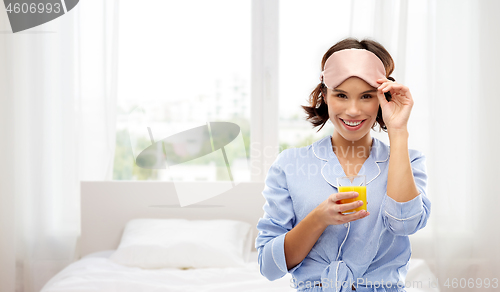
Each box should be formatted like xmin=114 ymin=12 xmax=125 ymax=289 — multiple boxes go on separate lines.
xmin=345 ymin=100 xmax=361 ymax=117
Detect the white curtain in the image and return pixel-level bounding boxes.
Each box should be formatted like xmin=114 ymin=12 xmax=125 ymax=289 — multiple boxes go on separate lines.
xmin=351 ymin=0 xmax=500 ymax=291
xmin=0 ymin=1 xmax=119 ymax=291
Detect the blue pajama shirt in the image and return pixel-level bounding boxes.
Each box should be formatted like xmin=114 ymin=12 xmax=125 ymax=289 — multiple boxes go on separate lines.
xmin=255 ymin=135 xmax=431 ymax=292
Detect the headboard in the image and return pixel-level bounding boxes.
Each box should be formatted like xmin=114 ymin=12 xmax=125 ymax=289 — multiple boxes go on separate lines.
xmin=80 ymin=181 xmax=266 ymax=258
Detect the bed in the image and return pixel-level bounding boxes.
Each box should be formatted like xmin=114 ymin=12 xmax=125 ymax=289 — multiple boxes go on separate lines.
xmin=40 ymin=181 xmax=440 ymax=292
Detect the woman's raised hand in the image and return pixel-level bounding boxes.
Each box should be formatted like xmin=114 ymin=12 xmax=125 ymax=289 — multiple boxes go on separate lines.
xmin=376 ymin=78 xmax=414 ymax=131
xmin=313 ymin=192 xmax=370 ymax=228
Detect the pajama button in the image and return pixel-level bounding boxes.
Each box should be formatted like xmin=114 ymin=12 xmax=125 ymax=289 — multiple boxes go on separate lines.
xmin=344 ymin=223 xmax=348 ymax=228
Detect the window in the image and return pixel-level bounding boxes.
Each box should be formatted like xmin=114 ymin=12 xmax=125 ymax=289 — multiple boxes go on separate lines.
xmin=278 ymin=0 xmax=350 ymax=149
xmin=113 ymin=0 xmax=251 ymax=181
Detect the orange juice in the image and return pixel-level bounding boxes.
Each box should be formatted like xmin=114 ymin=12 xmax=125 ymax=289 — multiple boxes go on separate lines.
xmin=338 ymin=186 xmax=367 ymax=214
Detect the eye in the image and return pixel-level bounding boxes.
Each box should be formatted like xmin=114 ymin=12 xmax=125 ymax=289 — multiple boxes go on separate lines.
xmin=361 ymin=94 xmax=373 ymax=99
xmin=337 ymin=93 xmax=347 ymax=99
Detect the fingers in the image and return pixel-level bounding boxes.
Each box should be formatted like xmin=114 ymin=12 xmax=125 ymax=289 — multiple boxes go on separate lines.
xmin=382 ymin=84 xmax=409 ymax=94
xmin=331 ymin=191 xmax=359 ymax=202
xmin=376 ymin=78 xmax=391 ymax=89
xmin=337 ymin=200 xmax=364 ymax=213
xmin=376 ymin=87 xmax=389 ymax=108
xmin=342 ymin=210 xmax=370 ymax=223
xmin=377 ymin=80 xmax=392 ymax=92
xmin=327 ymin=192 xmax=370 ymax=224
xmin=378 ymin=82 xmax=409 ymax=94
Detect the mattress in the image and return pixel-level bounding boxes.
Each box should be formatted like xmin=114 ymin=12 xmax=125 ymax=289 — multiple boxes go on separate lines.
xmin=40 ymin=251 xmax=439 ymax=292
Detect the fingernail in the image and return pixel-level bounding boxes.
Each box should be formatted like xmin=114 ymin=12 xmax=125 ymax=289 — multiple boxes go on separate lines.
xmin=358 ymin=200 xmax=364 ymax=205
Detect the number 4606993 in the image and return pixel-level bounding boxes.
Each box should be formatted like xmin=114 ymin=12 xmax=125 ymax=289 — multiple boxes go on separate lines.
xmin=5 ymin=2 xmax=62 ymax=14
xmin=444 ymin=278 xmax=498 ymax=289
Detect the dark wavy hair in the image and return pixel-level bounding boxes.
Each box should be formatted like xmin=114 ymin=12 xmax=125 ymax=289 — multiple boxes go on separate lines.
xmin=302 ymin=38 xmax=395 ymax=133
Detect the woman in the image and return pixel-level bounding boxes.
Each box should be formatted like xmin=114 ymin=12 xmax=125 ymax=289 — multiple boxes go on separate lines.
xmin=255 ymin=38 xmax=431 ymax=292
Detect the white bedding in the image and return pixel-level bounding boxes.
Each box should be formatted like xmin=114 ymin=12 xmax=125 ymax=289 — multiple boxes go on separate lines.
xmin=41 ymin=251 xmax=295 ymax=292
xmin=41 ymin=251 xmax=439 ymax=292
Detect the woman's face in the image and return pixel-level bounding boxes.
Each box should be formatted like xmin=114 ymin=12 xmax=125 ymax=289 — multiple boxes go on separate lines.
xmin=324 ymin=77 xmax=380 ymax=142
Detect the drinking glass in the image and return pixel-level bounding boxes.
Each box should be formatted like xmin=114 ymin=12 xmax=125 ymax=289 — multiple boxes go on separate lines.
xmin=336 ymin=175 xmax=367 ymax=214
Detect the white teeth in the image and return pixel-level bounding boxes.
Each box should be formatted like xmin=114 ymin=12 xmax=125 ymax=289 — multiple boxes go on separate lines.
xmin=342 ymin=119 xmax=362 ymax=126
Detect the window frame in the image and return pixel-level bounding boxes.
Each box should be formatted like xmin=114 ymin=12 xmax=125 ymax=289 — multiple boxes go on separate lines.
xmin=250 ymin=0 xmax=279 ymax=182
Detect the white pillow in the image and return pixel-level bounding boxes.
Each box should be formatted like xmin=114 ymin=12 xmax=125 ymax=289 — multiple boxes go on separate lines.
xmin=109 ymin=218 xmax=253 ymax=269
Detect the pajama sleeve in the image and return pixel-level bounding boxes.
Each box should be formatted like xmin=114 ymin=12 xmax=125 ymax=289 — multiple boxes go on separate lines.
xmin=382 ymin=150 xmax=431 ymax=236
xmin=255 ymin=150 xmax=304 ymax=281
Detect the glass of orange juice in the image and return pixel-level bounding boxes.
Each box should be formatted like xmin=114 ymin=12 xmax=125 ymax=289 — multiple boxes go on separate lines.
xmin=337 ymin=175 xmax=367 ymax=214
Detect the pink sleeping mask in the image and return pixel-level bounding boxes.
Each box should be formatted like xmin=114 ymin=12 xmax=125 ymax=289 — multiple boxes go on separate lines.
xmin=320 ymin=48 xmax=386 ymax=89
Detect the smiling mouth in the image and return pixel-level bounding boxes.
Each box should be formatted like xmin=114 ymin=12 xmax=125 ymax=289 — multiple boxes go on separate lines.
xmin=340 ymin=118 xmax=365 ymax=127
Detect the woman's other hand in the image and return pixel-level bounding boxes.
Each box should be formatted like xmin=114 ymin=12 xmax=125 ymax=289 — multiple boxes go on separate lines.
xmin=313 ymin=192 xmax=370 ymax=228
xmin=376 ymin=78 xmax=414 ymax=131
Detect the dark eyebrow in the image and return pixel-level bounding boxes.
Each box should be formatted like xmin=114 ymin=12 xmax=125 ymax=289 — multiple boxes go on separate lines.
xmin=333 ymin=89 xmax=377 ymax=94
